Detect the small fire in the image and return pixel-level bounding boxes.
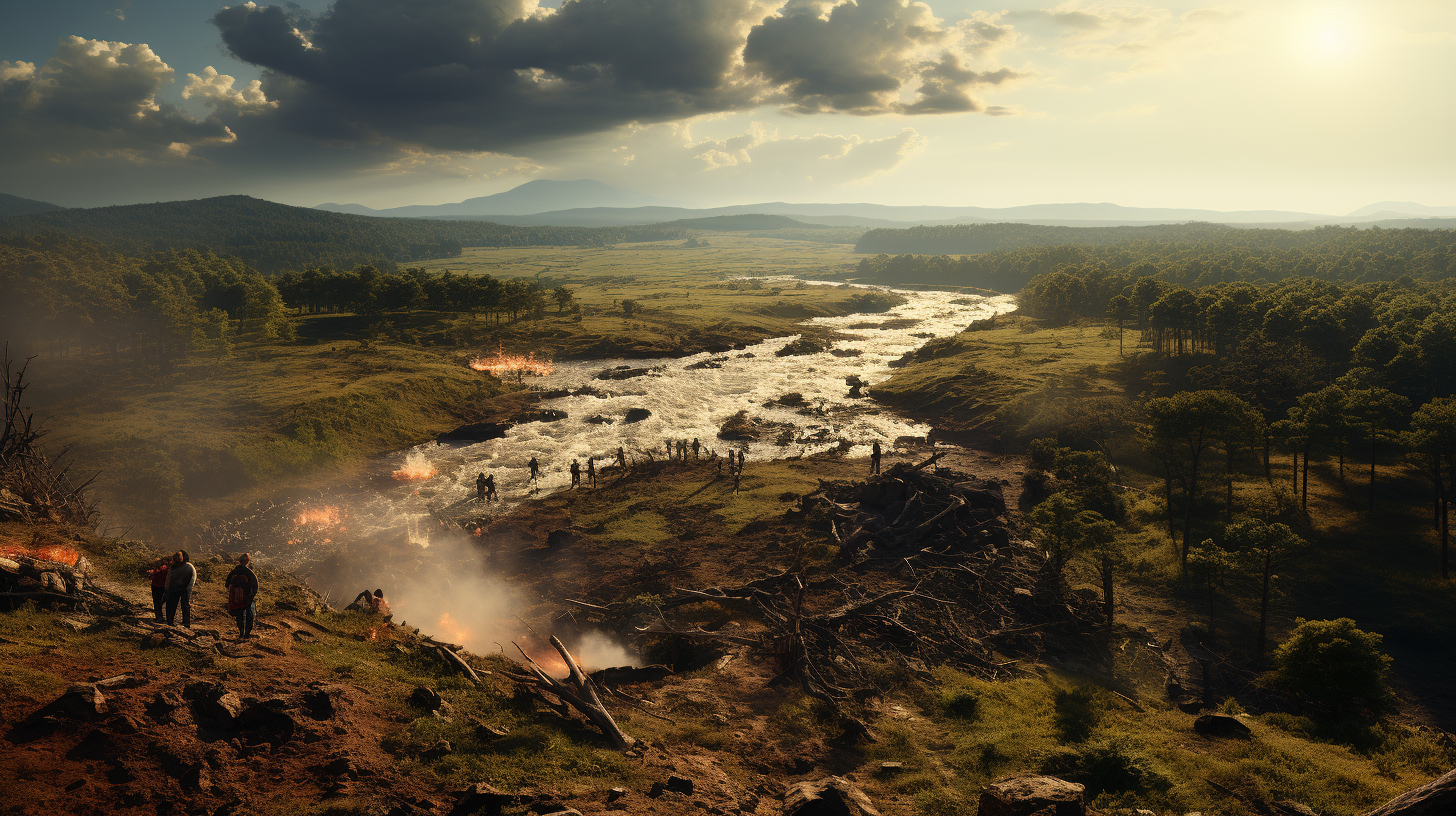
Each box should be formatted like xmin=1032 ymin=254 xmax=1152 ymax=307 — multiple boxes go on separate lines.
xmin=469 ymin=344 xmax=555 ymax=378
xmin=392 ymin=451 xmax=437 ymax=482
xmin=295 ymin=506 xmax=344 ymax=528
xmin=1 ymin=543 xmax=81 ymax=566
xmin=367 ymin=626 xmax=380 ymax=642
xmin=436 ymin=612 xmax=472 ymax=646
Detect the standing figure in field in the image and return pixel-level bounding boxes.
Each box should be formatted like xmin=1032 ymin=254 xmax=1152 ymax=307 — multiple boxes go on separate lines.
xmin=484 ymin=473 xmax=497 ymax=501
xmin=666 ymin=439 xmax=673 ymax=460
xmin=587 ymin=457 xmax=596 ymax=488
xmin=570 ymin=459 xmax=581 ymax=487
xmin=733 ymin=451 xmax=744 ymax=494
xmin=225 ymin=553 xmax=259 ymax=639
xmin=870 ymin=441 xmax=882 ymax=475
xmin=143 ymin=557 xmax=170 ymax=622
xmin=528 ymin=456 xmax=540 ymax=484
xmin=476 ymin=472 xmax=488 ymax=502
xmin=691 ymin=438 xmax=700 ymax=459
xmin=616 ymin=446 xmax=627 ymax=472
xmin=164 ymin=550 xmax=196 ymax=628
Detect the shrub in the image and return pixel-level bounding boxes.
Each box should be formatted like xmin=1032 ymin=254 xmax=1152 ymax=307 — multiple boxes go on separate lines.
xmin=940 ymin=689 xmax=980 ymax=719
xmin=1271 ymin=618 xmax=1394 ymax=715
xmin=1041 ymin=740 xmax=1167 ymax=799
xmin=1053 ymin=685 xmax=1101 ymax=743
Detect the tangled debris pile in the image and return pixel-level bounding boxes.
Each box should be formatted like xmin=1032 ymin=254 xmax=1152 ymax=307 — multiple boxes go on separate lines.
xmin=575 ymin=454 xmax=1104 ymax=738
xmin=1 ymin=351 xmax=95 ymax=527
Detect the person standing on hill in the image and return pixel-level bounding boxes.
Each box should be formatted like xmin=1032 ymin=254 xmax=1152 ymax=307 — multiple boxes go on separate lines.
xmin=870 ymin=441 xmax=882 ymax=475
xmin=476 ymin=472 xmax=487 ymax=502
xmin=142 ymin=557 xmax=170 ymax=621
xmin=528 ymin=457 xmax=540 ymax=483
xmin=225 ymin=553 xmax=259 ymax=639
xmin=570 ymin=459 xmax=581 ymax=487
xmin=164 ymin=550 xmax=196 ymax=628
xmin=616 ymin=446 xmax=627 ymax=473
xmin=692 ymin=438 xmax=700 ymax=460
xmin=665 ymin=439 xmax=673 ymax=460
xmin=587 ymin=457 xmax=596 ymax=488
xmin=483 ymin=473 xmax=497 ymax=501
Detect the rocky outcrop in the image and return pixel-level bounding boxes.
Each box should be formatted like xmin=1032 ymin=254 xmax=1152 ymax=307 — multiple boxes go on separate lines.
xmin=437 ymin=422 xmax=513 ymax=444
xmin=783 ymin=776 xmax=880 ymax=816
xmin=977 ymin=774 xmax=1087 ymax=816
xmin=775 ymin=337 xmax=828 ymax=357
xmin=1194 ymin=713 xmax=1252 ymax=739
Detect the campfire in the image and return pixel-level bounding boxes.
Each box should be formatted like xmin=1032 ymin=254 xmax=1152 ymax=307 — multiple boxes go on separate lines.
xmin=469 ymin=344 xmax=555 ymax=379
xmin=392 ymin=451 xmax=437 ymax=482
xmin=1 ymin=542 xmax=80 ymax=566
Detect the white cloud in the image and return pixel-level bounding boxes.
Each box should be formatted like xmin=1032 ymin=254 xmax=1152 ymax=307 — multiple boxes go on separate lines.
xmin=183 ymin=66 xmax=276 ymax=113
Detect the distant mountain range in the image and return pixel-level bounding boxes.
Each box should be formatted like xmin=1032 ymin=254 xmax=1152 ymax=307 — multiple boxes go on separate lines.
xmin=313 ymin=181 xmax=1456 ymax=229
xmin=0 ymin=192 xmax=65 ymax=218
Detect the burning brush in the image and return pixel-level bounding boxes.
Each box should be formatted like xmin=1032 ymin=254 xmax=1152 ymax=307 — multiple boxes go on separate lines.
xmin=469 ymin=344 xmax=555 ymax=379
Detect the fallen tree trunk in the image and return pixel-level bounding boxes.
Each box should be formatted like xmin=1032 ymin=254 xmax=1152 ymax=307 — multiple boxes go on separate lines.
xmin=437 ymin=645 xmax=485 ymax=686
xmin=509 ymin=635 xmax=636 ymax=751
xmin=1364 ymin=767 xmax=1456 ymax=816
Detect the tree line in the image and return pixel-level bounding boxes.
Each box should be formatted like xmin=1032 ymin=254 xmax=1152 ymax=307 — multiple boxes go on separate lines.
xmin=0 ymin=195 xmax=687 ymax=273
xmin=854 ymin=224 xmax=1456 ymax=292
xmin=273 ymin=266 xmax=570 ymax=322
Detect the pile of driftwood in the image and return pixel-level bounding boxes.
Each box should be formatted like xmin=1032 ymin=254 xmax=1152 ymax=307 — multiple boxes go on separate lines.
xmin=626 ymin=455 xmax=1098 ymax=729
xmin=0 ymin=550 xmax=98 ymax=610
xmin=1 ymin=350 xmax=96 ymax=527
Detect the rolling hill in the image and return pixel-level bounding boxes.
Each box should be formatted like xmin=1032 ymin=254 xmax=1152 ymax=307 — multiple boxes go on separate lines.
xmin=0 ymin=195 xmax=685 ymax=272
xmin=0 ymin=193 xmax=65 ymax=218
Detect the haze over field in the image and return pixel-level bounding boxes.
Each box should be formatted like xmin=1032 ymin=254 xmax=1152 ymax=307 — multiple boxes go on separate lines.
xmin=2 ymin=0 xmax=1453 ymax=215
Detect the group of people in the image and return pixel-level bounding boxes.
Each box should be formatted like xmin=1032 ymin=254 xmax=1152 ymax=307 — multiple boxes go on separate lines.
xmin=142 ymin=551 xmax=259 ymax=640
xmin=665 ymin=438 xmax=701 ymax=461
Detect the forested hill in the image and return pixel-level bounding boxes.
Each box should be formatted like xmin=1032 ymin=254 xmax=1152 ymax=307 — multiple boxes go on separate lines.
xmin=854 ymin=224 xmax=1456 ymax=291
xmin=0 ymin=195 xmax=685 ymax=273
xmin=0 ymin=192 xmax=65 ymax=218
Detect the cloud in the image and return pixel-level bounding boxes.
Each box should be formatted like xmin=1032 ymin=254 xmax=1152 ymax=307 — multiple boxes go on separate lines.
xmin=183 ymin=66 xmax=276 ymax=113
xmin=1004 ymin=3 xmax=1245 ymax=74
xmin=208 ymin=0 xmax=1018 ymax=156
xmin=0 ymin=36 xmax=236 ymax=164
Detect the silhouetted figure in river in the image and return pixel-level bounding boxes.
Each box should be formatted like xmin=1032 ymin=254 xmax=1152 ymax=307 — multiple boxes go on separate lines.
xmin=484 ymin=473 xmax=497 ymax=501
xmin=616 ymin=446 xmax=627 ymax=472
xmin=570 ymin=459 xmax=581 ymax=487
xmin=870 ymin=441 xmax=882 ymax=475
xmin=587 ymin=457 xmax=596 ymax=488
xmin=691 ymin=438 xmax=700 ymax=459
xmin=528 ymin=457 xmax=540 ymax=484
xmin=476 ymin=472 xmax=487 ymax=502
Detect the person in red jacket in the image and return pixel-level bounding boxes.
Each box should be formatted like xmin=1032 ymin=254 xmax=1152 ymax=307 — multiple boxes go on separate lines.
xmin=225 ymin=553 xmax=259 ymax=639
xmin=142 ymin=557 xmax=170 ymax=621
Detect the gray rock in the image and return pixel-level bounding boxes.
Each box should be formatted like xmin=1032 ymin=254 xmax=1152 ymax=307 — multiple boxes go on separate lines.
xmin=976 ymin=774 xmax=1086 ymax=816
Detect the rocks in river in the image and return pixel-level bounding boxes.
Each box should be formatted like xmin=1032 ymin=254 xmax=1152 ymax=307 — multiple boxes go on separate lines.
xmin=623 ymin=408 xmax=652 ymax=423
xmin=685 ymin=357 xmax=726 ymax=370
xmin=595 ymin=365 xmax=660 ymax=381
xmin=586 ymin=415 xmax=614 ymax=425
xmin=846 ymin=375 xmax=866 ymax=398
xmin=829 ymin=348 xmax=863 ymax=357
xmin=775 ymin=337 xmax=828 ymax=357
xmin=718 ymin=410 xmax=758 ymax=441
xmin=437 ymin=421 xmax=513 ymax=444
xmin=512 ymin=408 xmax=567 ymax=423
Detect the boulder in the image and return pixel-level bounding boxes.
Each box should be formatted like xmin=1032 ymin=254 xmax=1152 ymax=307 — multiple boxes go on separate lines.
xmin=977 ymin=774 xmax=1087 ymax=816
xmin=513 ymin=409 xmax=568 ymax=424
xmin=301 ymin=686 xmax=341 ymax=720
xmin=410 ymin=687 xmax=443 ymax=711
xmin=32 ymin=684 xmax=110 ymax=722
xmin=1193 ymin=713 xmax=1252 ymax=740
xmin=596 ymin=366 xmax=657 ymax=381
xmin=437 ymin=422 xmax=513 ymax=444
xmin=623 ymin=407 xmax=652 ymax=424
xmin=199 ymin=692 xmax=245 ymax=726
xmin=783 ymin=776 xmax=881 ymax=816
xmin=685 ymin=358 xmax=726 ymax=370
xmin=448 ymin=782 xmax=515 ymax=816
xmin=1363 ymin=767 xmax=1456 ymax=816
xmin=586 ymin=415 xmax=615 ymax=425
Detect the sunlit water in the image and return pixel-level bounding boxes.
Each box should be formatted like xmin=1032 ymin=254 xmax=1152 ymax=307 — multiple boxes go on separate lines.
xmin=220 ymin=282 xmax=1015 ymax=578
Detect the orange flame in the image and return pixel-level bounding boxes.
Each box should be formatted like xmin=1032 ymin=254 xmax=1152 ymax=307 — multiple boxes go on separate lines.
xmin=392 ymin=451 xmax=437 ymax=482
xmin=367 ymin=626 xmax=380 ymax=642
xmin=436 ymin=612 xmax=472 ymax=646
xmin=1 ymin=543 xmax=81 ymax=566
xmin=469 ymin=344 xmax=555 ymax=378
xmin=295 ymin=506 xmax=344 ymax=528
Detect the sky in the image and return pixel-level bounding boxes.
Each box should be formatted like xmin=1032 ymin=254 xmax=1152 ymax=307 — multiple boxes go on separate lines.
xmin=1 ymin=0 xmax=1453 ymax=213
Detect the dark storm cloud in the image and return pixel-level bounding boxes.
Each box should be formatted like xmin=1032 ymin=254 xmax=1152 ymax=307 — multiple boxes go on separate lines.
xmin=0 ymin=36 xmax=235 ymax=162
xmin=210 ymin=0 xmax=1014 ymax=153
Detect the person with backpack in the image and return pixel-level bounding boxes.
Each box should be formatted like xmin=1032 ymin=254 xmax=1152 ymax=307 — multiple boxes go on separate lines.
xmin=142 ymin=557 xmax=170 ymax=621
xmin=164 ymin=550 xmax=196 ymax=628
xmin=225 ymin=553 xmax=259 ymax=639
